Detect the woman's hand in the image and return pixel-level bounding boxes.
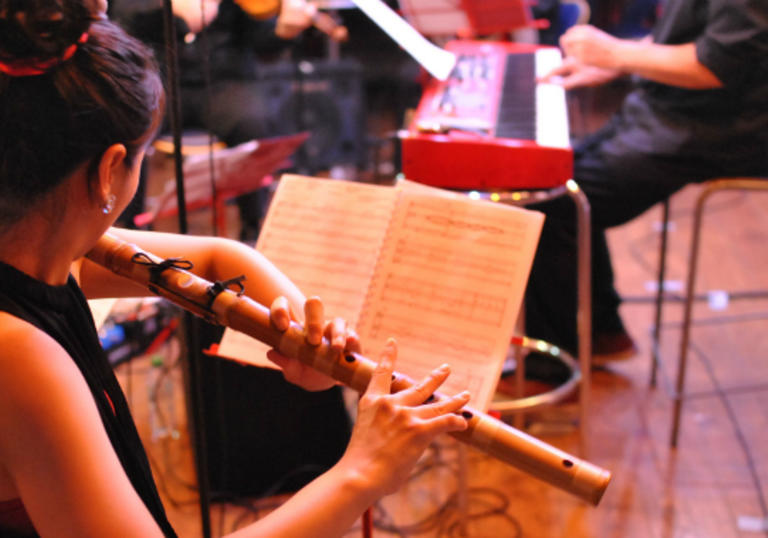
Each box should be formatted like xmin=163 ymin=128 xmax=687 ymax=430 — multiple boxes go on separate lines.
xmin=266 ymin=296 xmax=360 ymax=391
xmin=337 ymin=339 xmax=470 ymax=498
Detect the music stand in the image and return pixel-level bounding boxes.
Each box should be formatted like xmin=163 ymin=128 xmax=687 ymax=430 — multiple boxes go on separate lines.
xmin=136 ymin=132 xmax=310 ymax=236
xmin=461 ymin=0 xmax=534 ymax=35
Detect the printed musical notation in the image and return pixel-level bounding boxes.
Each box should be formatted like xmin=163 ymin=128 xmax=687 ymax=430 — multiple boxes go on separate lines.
xmin=356 ymin=187 xmax=543 ymax=409
xmin=257 ymin=177 xmax=399 ymax=323
xmin=217 ymin=174 xmax=544 ymax=410
xmin=217 ymin=176 xmax=398 ymax=367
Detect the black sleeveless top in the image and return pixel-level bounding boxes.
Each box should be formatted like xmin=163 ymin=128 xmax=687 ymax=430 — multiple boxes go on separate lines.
xmin=0 ymin=261 xmax=177 ymax=537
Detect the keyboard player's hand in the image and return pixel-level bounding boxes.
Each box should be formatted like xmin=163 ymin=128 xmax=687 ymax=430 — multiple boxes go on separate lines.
xmin=538 ymin=56 xmax=622 ymax=90
xmin=559 ymin=24 xmax=625 ymax=71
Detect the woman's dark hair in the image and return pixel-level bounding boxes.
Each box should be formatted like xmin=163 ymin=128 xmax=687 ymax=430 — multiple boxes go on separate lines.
xmin=0 ymin=0 xmax=164 ymax=227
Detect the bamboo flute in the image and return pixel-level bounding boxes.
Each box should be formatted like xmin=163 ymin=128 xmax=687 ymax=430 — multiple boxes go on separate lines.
xmin=87 ymin=232 xmax=611 ymax=505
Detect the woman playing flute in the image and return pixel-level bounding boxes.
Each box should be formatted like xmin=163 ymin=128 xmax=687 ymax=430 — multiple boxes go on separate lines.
xmin=0 ymin=1 xmax=470 ymax=536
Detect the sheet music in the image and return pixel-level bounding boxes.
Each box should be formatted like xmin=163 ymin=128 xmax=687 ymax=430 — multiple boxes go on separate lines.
xmin=356 ymin=191 xmax=543 ymax=410
xmin=217 ymin=175 xmax=399 ymax=367
xmin=351 ymin=0 xmax=456 ymax=80
xmin=88 ymin=298 xmax=117 ymax=330
xmin=146 ymin=133 xmax=308 ymax=218
xmin=218 ymin=175 xmax=544 ymax=411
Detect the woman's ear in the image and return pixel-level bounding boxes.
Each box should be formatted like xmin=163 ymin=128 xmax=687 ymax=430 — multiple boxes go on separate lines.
xmin=96 ymin=144 xmax=128 ymax=207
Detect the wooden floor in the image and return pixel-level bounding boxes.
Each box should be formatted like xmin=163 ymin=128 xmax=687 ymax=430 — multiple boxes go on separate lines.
xmin=116 ymin=183 xmax=768 ymax=537
xmin=113 ymin=86 xmax=768 ymax=537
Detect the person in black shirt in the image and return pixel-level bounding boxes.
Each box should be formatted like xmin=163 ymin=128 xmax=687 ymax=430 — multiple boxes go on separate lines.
xmin=112 ymin=0 xmax=326 ymax=241
xmin=528 ymin=0 xmax=768 ymax=364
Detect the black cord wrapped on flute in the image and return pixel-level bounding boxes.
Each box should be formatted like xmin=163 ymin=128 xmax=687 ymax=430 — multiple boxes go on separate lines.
xmin=87 ymin=232 xmax=612 ymax=506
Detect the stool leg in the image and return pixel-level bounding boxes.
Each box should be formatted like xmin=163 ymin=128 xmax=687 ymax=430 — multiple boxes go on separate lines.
xmin=513 ymin=334 xmax=526 ymax=430
xmin=670 ymin=188 xmax=708 ymax=448
xmin=650 ymin=199 xmax=670 ymax=388
xmin=566 ymin=180 xmax=591 ymax=456
xmin=456 ymin=443 xmax=469 ymax=536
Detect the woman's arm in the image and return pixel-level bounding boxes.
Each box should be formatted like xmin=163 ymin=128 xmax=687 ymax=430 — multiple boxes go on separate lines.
xmin=229 ymin=339 xmax=470 ymax=537
xmin=77 ymin=228 xmax=344 ymax=389
xmin=77 ymin=228 xmax=306 ymax=313
xmin=0 ymin=318 xmax=467 ymax=537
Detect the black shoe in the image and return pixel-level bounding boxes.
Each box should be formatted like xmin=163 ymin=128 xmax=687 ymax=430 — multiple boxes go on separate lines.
xmin=500 ymin=352 xmax=572 ymax=387
xmin=592 ymin=330 xmax=637 ymax=366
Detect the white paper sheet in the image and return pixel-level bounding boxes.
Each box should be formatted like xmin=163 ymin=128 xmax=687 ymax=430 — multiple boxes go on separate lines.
xmin=218 ymin=175 xmax=544 ymax=410
xmin=351 ymin=0 xmax=457 ymax=80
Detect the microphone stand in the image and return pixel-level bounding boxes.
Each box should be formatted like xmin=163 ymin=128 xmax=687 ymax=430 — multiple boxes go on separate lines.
xmin=161 ymin=2 xmax=213 ymax=537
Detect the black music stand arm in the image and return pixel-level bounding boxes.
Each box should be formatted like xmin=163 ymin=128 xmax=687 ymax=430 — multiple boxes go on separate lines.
xmin=161 ymin=2 xmax=212 ymax=537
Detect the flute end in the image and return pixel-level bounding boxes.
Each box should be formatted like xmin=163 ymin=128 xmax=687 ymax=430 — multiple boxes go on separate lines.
xmin=573 ymin=460 xmax=612 ymax=506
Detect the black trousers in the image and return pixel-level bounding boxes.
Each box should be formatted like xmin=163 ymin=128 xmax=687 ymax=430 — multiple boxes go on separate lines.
xmin=524 ymin=103 xmax=767 ymax=354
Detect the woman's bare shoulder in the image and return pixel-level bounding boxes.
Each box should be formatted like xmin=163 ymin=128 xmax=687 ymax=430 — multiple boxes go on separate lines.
xmin=0 ymin=312 xmax=163 ymax=536
xmin=0 ymin=311 xmax=84 ymax=415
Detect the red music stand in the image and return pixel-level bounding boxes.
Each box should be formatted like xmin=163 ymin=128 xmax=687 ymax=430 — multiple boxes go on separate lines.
xmin=136 ymin=132 xmax=310 ymax=236
xmin=460 ymin=0 xmax=536 ymax=36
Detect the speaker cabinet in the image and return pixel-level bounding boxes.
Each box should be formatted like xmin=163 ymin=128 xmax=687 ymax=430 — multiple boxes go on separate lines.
xmin=198 ymin=350 xmax=352 ymax=499
xmin=255 ymin=58 xmax=366 ymax=174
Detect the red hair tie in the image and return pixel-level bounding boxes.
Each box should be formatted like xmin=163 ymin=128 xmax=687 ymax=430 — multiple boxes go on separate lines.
xmin=0 ymin=32 xmax=88 ymax=77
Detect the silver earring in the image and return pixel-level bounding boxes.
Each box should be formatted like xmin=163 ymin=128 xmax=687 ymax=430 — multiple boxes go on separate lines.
xmin=102 ymin=193 xmax=116 ymax=215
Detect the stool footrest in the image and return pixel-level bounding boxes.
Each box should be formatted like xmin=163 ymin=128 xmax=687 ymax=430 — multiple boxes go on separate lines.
xmin=491 ymin=336 xmax=580 ymax=413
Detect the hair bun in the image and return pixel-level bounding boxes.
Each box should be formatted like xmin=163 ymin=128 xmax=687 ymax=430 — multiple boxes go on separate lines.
xmin=0 ymin=0 xmax=90 ymax=63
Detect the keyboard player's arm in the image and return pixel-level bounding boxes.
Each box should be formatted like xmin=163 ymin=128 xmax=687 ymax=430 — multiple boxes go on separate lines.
xmin=549 ymin=25 xmax=723 ymax=90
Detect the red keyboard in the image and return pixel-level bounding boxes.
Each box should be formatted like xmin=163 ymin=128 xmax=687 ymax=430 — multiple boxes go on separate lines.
xmin=400 ymin=40 xmax=572 ymax=190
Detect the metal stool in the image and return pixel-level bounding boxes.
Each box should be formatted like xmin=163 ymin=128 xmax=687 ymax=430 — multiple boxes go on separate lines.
xmin=464 ymin=180 xmax=592 ymax=455
xmin=649 ymin=177 xmax=768 ymax=448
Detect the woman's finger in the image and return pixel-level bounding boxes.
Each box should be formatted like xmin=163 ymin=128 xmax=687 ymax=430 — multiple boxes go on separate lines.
xmin=269 ymin=296 xmax=291 ymax=331
xmin=323 ymin=317 xmax=362 ymax=354
xmin=344 ymin=327 xmax=362 ymax=354
xmin=326 ymin=317 xmax=347 ymax=349
xmin=418 ymin=404 xmax=470 ymax=436
xmin=393 ymin=363 xmax=452 ymax=407
xmin=367 ymin=337 xmax=397 ymax=396
xmin=304 ymin=296 xmax=324 ymax=345
xmin=413 ymin=390 xmax=471 ymax=421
